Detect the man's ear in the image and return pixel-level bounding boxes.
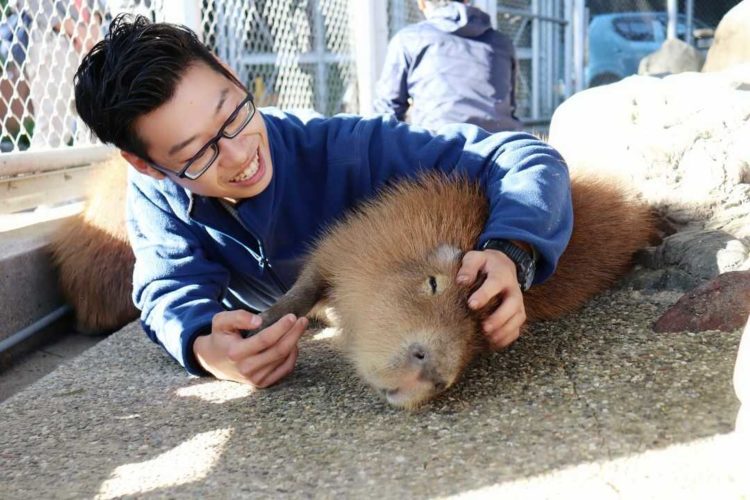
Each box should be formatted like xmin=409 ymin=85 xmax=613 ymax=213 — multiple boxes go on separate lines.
xmin=417 ymin=0 xmax=427 ymax=12
xmin=120 ymin=150 xmax=167 ymax=180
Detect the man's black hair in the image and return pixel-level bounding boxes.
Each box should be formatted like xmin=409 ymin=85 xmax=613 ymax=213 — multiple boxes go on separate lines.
xmin=74 ymin=13 xmax=244 ymax=159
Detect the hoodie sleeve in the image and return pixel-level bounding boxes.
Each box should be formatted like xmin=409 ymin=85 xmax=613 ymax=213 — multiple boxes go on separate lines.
xmin=373 ymin=32 xmax=411 ymax=121
xmin=127 ymin=174 xmax=228 ymax=376
xmin=350 ymin=116 xmax=573 ymax=284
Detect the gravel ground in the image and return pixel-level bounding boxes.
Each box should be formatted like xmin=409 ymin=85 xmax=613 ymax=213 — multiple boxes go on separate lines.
xmin=0 ymin=290 xmax=745 ymax=499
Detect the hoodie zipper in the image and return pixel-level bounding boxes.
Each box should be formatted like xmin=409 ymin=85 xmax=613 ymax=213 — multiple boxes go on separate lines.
xmin=218 ymin=199 xmax=289 ymax=294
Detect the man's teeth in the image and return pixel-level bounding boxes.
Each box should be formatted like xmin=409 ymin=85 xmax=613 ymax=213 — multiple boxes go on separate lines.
xmin=230 ymin=156 xmax=260 ymax=182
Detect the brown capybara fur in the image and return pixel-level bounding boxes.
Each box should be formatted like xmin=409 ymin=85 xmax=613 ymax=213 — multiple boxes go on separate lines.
xmin=258 ymin=171 xmax=655 ymax=409
xmin=49 ymin=156 xmax=138 ymax=334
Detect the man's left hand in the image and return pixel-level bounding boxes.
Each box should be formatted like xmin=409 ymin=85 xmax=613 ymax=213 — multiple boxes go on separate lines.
xmin=457 ymin=249 xmax=526 ymax=350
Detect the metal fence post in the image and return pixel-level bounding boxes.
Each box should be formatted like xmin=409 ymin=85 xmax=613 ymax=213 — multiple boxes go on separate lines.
xmin=162 ymin=0 xmax=203 ymax=35
xmin=572 ymin=0 xmax=586 ymax=93
xmin=685 ymin=0 xmax=695 ymax=45
xmin=531 ymin=0 xmax=540 ymax=120
xmin=667 ymin=0 xmax=678 ymax=39
xmin=313 ymin=1 xmax=328 ymax=113
xmin=473 ymin=0 xmax=498 ymax=29
xmin=351 ymin=0 xmax=388 ymax=115
xmin=563 ymin=0 xmax=573 ymax=98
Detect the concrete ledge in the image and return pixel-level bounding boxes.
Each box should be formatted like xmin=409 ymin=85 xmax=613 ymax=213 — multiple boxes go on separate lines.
xmin=0 ymin=290 xmax=745 ymax=498
xmin=0 ymin=218 xmax=69 ymax=350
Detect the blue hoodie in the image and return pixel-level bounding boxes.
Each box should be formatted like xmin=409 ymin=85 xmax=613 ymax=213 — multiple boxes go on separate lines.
xmin=374 ymin=2 xmax=522 ymax=133
xmin=127 ymin=109 xmax=572 ymax=375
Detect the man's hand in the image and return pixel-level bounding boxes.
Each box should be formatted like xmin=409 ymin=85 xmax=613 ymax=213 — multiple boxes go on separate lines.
xmin=457 ymin=249 xmax=526 ymax=350
xmin=193 ymin=310 xmax=308 ymax=388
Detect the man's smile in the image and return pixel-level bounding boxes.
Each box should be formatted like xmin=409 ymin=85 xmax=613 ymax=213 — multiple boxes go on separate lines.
xmin=228 ymin=145 xmax=263 ymax=185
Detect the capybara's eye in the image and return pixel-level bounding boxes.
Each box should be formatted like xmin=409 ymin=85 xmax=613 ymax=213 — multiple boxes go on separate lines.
xmin=421 ymin=274 xmax=449 ymax=295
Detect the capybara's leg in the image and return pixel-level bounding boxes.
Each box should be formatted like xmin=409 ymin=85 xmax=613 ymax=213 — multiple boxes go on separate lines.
xmin=243 ymin=260 xmax=329 ymax=337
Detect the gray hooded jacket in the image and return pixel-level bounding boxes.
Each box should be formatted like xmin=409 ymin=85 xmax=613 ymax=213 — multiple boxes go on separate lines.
xmin=374 ymin=2 xmax=522 ymax=133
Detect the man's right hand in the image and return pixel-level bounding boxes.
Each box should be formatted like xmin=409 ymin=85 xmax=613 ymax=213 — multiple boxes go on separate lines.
xmin=193 ymin=310 xmax=308 ymax=388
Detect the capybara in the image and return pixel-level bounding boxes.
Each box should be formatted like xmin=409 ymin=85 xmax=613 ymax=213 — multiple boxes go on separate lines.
xmin=52 ymin=159 xmax=653 ymax=407
xmin=254 ymin=171 xmax=655 ymax=409
xmin=49 ymin=155 xmax=138 ymax=333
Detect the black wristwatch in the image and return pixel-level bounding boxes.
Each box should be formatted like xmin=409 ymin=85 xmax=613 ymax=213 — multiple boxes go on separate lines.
xmin=481 ymin=239 xmax=536 ymax=291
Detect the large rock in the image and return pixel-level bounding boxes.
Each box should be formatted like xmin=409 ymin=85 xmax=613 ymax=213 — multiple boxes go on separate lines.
xmin=626 ymin=230 xmax=750 ymax=292
xmin=652 ymin=270 xmax=750 ymax=333
xmin=639 ymin=38 xmax=704 ymax=76
xmin=703 ymin=0 xmax=750 ymax=72
xmin=549 ymin=65 xmax=750 ymax=226
xmin=549 ymin=62 xmax=750 ymax=316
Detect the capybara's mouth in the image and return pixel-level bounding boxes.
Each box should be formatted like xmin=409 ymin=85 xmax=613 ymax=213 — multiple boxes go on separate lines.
xmin=380 ymin=381 xmax=449 ymax=409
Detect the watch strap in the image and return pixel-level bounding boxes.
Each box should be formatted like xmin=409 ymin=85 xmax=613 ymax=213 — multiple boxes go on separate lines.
xmin=481 ymin=239 xmax=536 ymax=291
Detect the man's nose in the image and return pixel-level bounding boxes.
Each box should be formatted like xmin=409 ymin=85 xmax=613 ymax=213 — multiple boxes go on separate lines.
xmin=218 ymin=134 xmax=249 ymax=166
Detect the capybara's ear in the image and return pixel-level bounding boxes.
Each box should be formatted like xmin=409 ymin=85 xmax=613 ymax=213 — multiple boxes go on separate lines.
xmin=429 ymin=243 xmax=462 ymax=267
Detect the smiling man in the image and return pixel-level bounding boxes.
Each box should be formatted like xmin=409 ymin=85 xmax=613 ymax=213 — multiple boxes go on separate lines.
xmin=73 ymin=14 xmax=573 ymax=388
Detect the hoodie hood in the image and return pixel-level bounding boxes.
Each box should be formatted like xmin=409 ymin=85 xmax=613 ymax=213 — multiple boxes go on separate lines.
xmin=426 ymin=3 xmax=492 ymax=37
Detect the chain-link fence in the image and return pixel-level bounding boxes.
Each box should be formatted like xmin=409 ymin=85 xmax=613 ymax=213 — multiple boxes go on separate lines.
xmin=388 ymin=0 xmax=423 ymax=38
xmin=0 ymin=1 xmax=175 ymax=155
xmin=0 ymin=0 xmax=355 ymax=159
xmin=497 ymin=1 xmax=566 ymax=122
xmin=203 ymin=0 xmax=356 ymax=117
xmin=2 ymin=0 xmax=104 ymax=153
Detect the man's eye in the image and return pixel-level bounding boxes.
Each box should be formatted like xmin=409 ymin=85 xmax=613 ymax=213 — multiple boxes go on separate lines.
xmin=227 ymin=112 xmax=240 ymax=125
xmin=228 ymin=104 xmax=245 ymax=123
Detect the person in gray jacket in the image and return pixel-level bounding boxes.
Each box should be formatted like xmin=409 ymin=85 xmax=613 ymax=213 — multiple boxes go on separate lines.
xmin=375 ymin=0 xmax=522 ymax=133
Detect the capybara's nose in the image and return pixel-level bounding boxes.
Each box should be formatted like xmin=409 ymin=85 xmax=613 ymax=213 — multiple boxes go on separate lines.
xmin=408 ymin=343 xmax=428 ymax=364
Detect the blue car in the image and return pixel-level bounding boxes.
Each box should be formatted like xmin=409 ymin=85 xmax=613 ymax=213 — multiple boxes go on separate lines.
xmin=586 ymin=11 xmax=714 ymax=88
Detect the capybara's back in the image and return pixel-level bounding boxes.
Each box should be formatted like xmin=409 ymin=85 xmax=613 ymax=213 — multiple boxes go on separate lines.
xmin=524 ymin=172 xmax=654 ymax=321
xmin=50 ymin=156 xmax=137 ymax=333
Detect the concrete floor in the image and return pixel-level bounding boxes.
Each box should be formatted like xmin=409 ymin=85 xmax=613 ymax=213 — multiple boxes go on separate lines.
xmin=1 ymin=289 xmax=747 ymax=498
xmin=0 ymin=330 xmax=102 ymax=403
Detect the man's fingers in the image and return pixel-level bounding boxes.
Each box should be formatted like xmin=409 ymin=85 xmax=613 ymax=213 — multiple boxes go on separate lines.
xmin=487 ymin=312 xmax=527 ymax=350
xmin=480 ymin=288 xmax=526 ymax=350
xmin=213 ymin=309 xmax=262 ymax=333
xmin=227 ymin=313 xmax=298 ymax=362
xmin=240 ymin=317 xmax=307 ymax=375
xmin=481 ymin=293 xmax=524 ymax=332
xmin=456 ymin=251 xmax=485 ymax=285
xmin=256 ymin=346 xmax=299 ymax=388
xmin=468 ymin=273 xmax=509 ymax=310
xmin=233 ymin=317 xmax=307 ymax=381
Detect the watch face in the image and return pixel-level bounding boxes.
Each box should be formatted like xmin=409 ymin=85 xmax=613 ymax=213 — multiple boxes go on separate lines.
xmin=521 ymin=261 xmax=535 ymax=291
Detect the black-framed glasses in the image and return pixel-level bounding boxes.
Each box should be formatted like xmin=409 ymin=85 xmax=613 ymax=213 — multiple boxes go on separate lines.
xmin=148 ymin=94 xmax=256 ymax=180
